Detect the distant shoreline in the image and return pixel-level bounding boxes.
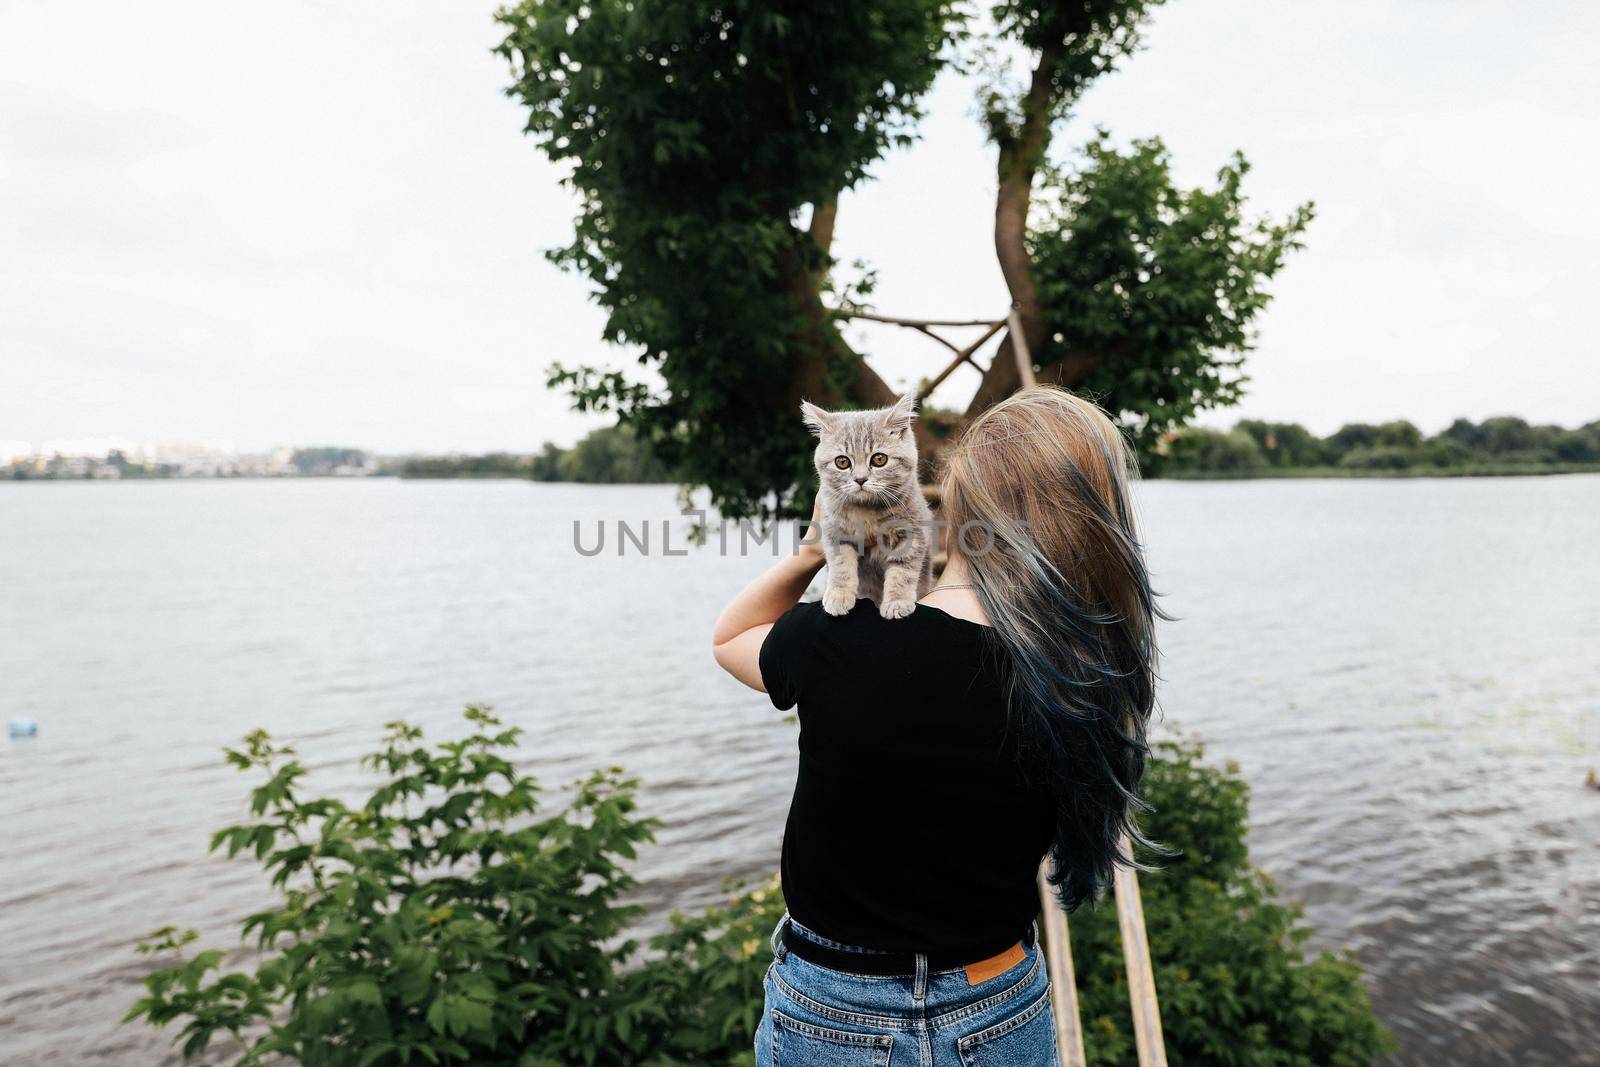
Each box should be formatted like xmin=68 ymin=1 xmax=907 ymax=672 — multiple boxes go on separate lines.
xmin=1156 ymin=462 xmax=1600 ymax=481
xmin=6 ymin=465 xmax=1599 ymax=485
xmin=13 ymin=416 xmax=1597 ymax=485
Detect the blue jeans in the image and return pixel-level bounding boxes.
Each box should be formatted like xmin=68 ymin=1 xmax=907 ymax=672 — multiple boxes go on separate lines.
xmin=755 ymin=913 xmax=1062 ymax=1067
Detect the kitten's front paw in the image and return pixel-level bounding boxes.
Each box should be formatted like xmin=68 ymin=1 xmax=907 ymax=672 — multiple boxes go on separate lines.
xmin=822 ymin=588 xmax=856 ymax=616
xmin=879 ymin=597 xmax=916 ymax=620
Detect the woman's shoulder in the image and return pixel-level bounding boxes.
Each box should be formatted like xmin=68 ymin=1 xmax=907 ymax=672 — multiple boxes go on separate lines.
xmin=763 ymin=598 xmax=1004 ymax=709
xmin=772 ymin=597 xmax=829 ymax=636
xmin=762 ymin=599 xmax=835 ymax=665
xmin=775 ymin=599 xmax=989 ymax=647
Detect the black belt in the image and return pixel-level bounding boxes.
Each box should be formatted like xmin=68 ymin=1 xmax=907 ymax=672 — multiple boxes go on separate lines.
xmin=781 ymin=923 xmax=1035 ymax=977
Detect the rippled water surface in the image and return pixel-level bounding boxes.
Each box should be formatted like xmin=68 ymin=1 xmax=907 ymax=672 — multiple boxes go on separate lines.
xmin=1 ymin=478 xmax=1596 ymax=1065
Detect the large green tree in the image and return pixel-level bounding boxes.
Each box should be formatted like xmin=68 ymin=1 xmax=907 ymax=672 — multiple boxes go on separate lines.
xmin=497 ymin=0 xmax=1312 ymax=517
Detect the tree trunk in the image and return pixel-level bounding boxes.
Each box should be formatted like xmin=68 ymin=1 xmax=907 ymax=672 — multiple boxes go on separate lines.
xmin=778 ymin=227 xmax=898 ymax=412
xmin=810 ymin=200 xmax=838 ymax=272
xmin=965 ymin=43 xmax=1062 ymax=421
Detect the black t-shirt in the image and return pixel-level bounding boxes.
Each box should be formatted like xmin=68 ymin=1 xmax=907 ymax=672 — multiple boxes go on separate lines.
xmin=760 ymin=598 xmax=1054 ymax=960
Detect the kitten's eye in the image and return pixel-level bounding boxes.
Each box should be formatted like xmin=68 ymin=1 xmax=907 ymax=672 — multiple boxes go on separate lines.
xmin=869 ymin=453 xmax=889 ymax=468
xmin=833 ymin=455 xmax=851 ymax=470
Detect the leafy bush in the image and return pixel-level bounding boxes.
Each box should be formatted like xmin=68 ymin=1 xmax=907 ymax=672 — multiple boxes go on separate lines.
xmin=126 ymin=708 xmax=778 ymax=1066
xmin=1420 ymin=437 xmax=1474 ymax=468
xmin=129 ymin=715 xmax=1389 ymax=1066
xmin=1070 ymin=739 xmax=1396 ymax=1066
xmin=1551 ymin=425 xmax=1600 ymax=463
xmin=1235 ymin=421 xmax=1331 ymax=469
xmin=552 ymin=425 xmax=672 ymax=485
xmin=1162 ymin=427 xmax=1268 ymax=473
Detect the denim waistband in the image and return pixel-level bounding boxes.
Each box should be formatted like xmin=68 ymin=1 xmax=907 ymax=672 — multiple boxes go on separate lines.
xmin=769 ymin=911 xmax=1037 ymax=975
xmin=786 ymin=914 xmax=899 ymax=955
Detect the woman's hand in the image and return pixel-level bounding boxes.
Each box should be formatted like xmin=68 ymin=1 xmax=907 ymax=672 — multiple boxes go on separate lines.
xmin=798 ymin=494 xmax=826 ymax=566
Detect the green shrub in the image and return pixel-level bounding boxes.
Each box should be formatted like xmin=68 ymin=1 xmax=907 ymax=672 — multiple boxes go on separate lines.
xmin=129 ymin=715 xmax=1389 ymax=1066
xmin=1420 ymin=437 xmax=1474 ymax=468
xmin=1163 ymin=427 xmax=1268 ymax=473
xmin=1551 ymin=427 xmax=1600 ymax=463
xmin=126 ymin=708 xmax=777 ymax=1066
xmin=1069 ymin=739 xmax=1396 ymax=1066
xmin=1235 ymin=421 xmax=1331 ymax=469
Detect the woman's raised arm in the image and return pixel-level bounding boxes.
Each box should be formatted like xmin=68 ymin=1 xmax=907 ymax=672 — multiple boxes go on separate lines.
xmin=711 ymin=501 xmax=824 ymax=692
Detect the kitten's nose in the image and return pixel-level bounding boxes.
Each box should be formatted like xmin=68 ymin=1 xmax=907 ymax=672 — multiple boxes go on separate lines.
xmin=854 ymin=475 xmax=868 ymax=486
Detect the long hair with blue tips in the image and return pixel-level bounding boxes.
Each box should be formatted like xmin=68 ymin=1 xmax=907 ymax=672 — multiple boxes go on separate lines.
xmin=940 ymin=387 xmax=1166 ymax=910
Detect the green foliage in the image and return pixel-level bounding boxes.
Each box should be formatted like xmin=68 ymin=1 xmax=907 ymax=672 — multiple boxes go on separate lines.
xmin=1031 ymin=136 xmax=1312 ymax=466
xmin=554 ymin=424 xmax=672 ymax=484
xmin=400 ymin=453 xmax=535 ymax=479
xmin=129 ymin=719 xmax=1389 ymax=1066
xmin=1235 ymin=421 xmax=1330 ymax=469
xmin=496 ymin=0 xmax=960 ymax=520
xmin=499 ymin=1 xmax=1316 ymax=518
xmin=1162 ymin=427 xmax=1266 ymax=473
xmin=1550 ymin=426 xmax=1600 ymax=462
xmin=1069 ymin=739 xmax=1395 ymax=1066
xmin=1323 ymin=421 xmax=1422 ymax=458
xmin=980 ymin=0 xmax=1165 ymax=143
xmin=396 ymin=427 xmax=672 ymax=483
xmin=1162 ymin=416 xmax=1600 ymax=476
xmin=126 ymin=709 xmax=767 ymax=1066
xmin=1419 ymin=436 xmax=1474 ymax=469
xmin=1337 ymin=446 xmax=1416 ymax=471
xmin=628 ymin=882 xmax=786 ymax=1066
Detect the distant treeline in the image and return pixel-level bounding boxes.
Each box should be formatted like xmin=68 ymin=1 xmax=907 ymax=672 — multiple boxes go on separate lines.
xmin=1160 ymin=416 xmax=1600 ymax=477
xmin=405 ymin=415 xmax=1600 ymax=484
xmin=16 ymin=416 xmax=1598 ymax=485
xmin=398 ymin=425 xmax=671 ymax=483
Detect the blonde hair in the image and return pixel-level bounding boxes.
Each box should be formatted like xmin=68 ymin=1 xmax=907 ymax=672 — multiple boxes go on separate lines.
xmin=941 ymin=387 xmax=1161 ymax=909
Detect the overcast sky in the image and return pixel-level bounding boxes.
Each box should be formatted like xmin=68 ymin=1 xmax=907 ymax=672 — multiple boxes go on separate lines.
xmin=2 ymin=0 xmax=1595 ymax=453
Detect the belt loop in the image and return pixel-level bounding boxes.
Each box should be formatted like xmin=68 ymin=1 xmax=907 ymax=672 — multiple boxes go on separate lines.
xmin=770 ymin=912 xmax=789 ymax=962
xmin=913 ymin=951 xmax=928 ymax=1003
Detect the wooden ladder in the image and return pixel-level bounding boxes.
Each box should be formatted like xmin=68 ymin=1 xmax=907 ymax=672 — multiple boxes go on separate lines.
xmin=1036 ymin=851 xmax=1167 ymax=1067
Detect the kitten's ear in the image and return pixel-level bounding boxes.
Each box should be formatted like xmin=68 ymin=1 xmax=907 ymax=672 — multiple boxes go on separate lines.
xmin=800 ymin=401 xmax=836 ymax=437
xmin=880 ymin=394 xmax=919 ymax=437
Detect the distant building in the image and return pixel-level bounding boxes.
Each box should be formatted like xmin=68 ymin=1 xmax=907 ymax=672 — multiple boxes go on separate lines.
xmin=3 ymin=438 xmax=384 ymax=480
xmin=40 ymin=437 xmax=140 ymax=460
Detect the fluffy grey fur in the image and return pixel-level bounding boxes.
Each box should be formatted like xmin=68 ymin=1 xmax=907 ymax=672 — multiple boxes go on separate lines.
xmin=801 ymin=395 xmax=934 ymax=619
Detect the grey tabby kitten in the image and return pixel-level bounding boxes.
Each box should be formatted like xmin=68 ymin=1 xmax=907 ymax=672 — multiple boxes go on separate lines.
xmin=801 ymin=395 xmax=934 ymax=619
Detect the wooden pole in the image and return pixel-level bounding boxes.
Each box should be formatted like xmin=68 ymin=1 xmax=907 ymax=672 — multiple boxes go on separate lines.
xmin=831 ymin=309 xmax=1005 ymax=328
xmin=916 ymin=318 xmax=1006 ymax=400
xmin=1037 ymin=865 xmax=1088 ymax=1067
xmin=1007 ymin=307 xmax=1038 ymax=388
xmin=1113 ymin=841 xmax=1168 ymax=1067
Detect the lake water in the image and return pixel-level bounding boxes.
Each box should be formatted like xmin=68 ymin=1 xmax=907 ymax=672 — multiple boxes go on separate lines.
xmin=0 ymin=478 xmax=1596 ymax=1065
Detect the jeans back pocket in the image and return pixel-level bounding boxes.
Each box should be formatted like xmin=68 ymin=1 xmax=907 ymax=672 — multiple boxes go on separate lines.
xmin=956 ymin=989 xmax=1060 ymax=1067
xmin=770 ymin=1008 xmax=893 ymax=1067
